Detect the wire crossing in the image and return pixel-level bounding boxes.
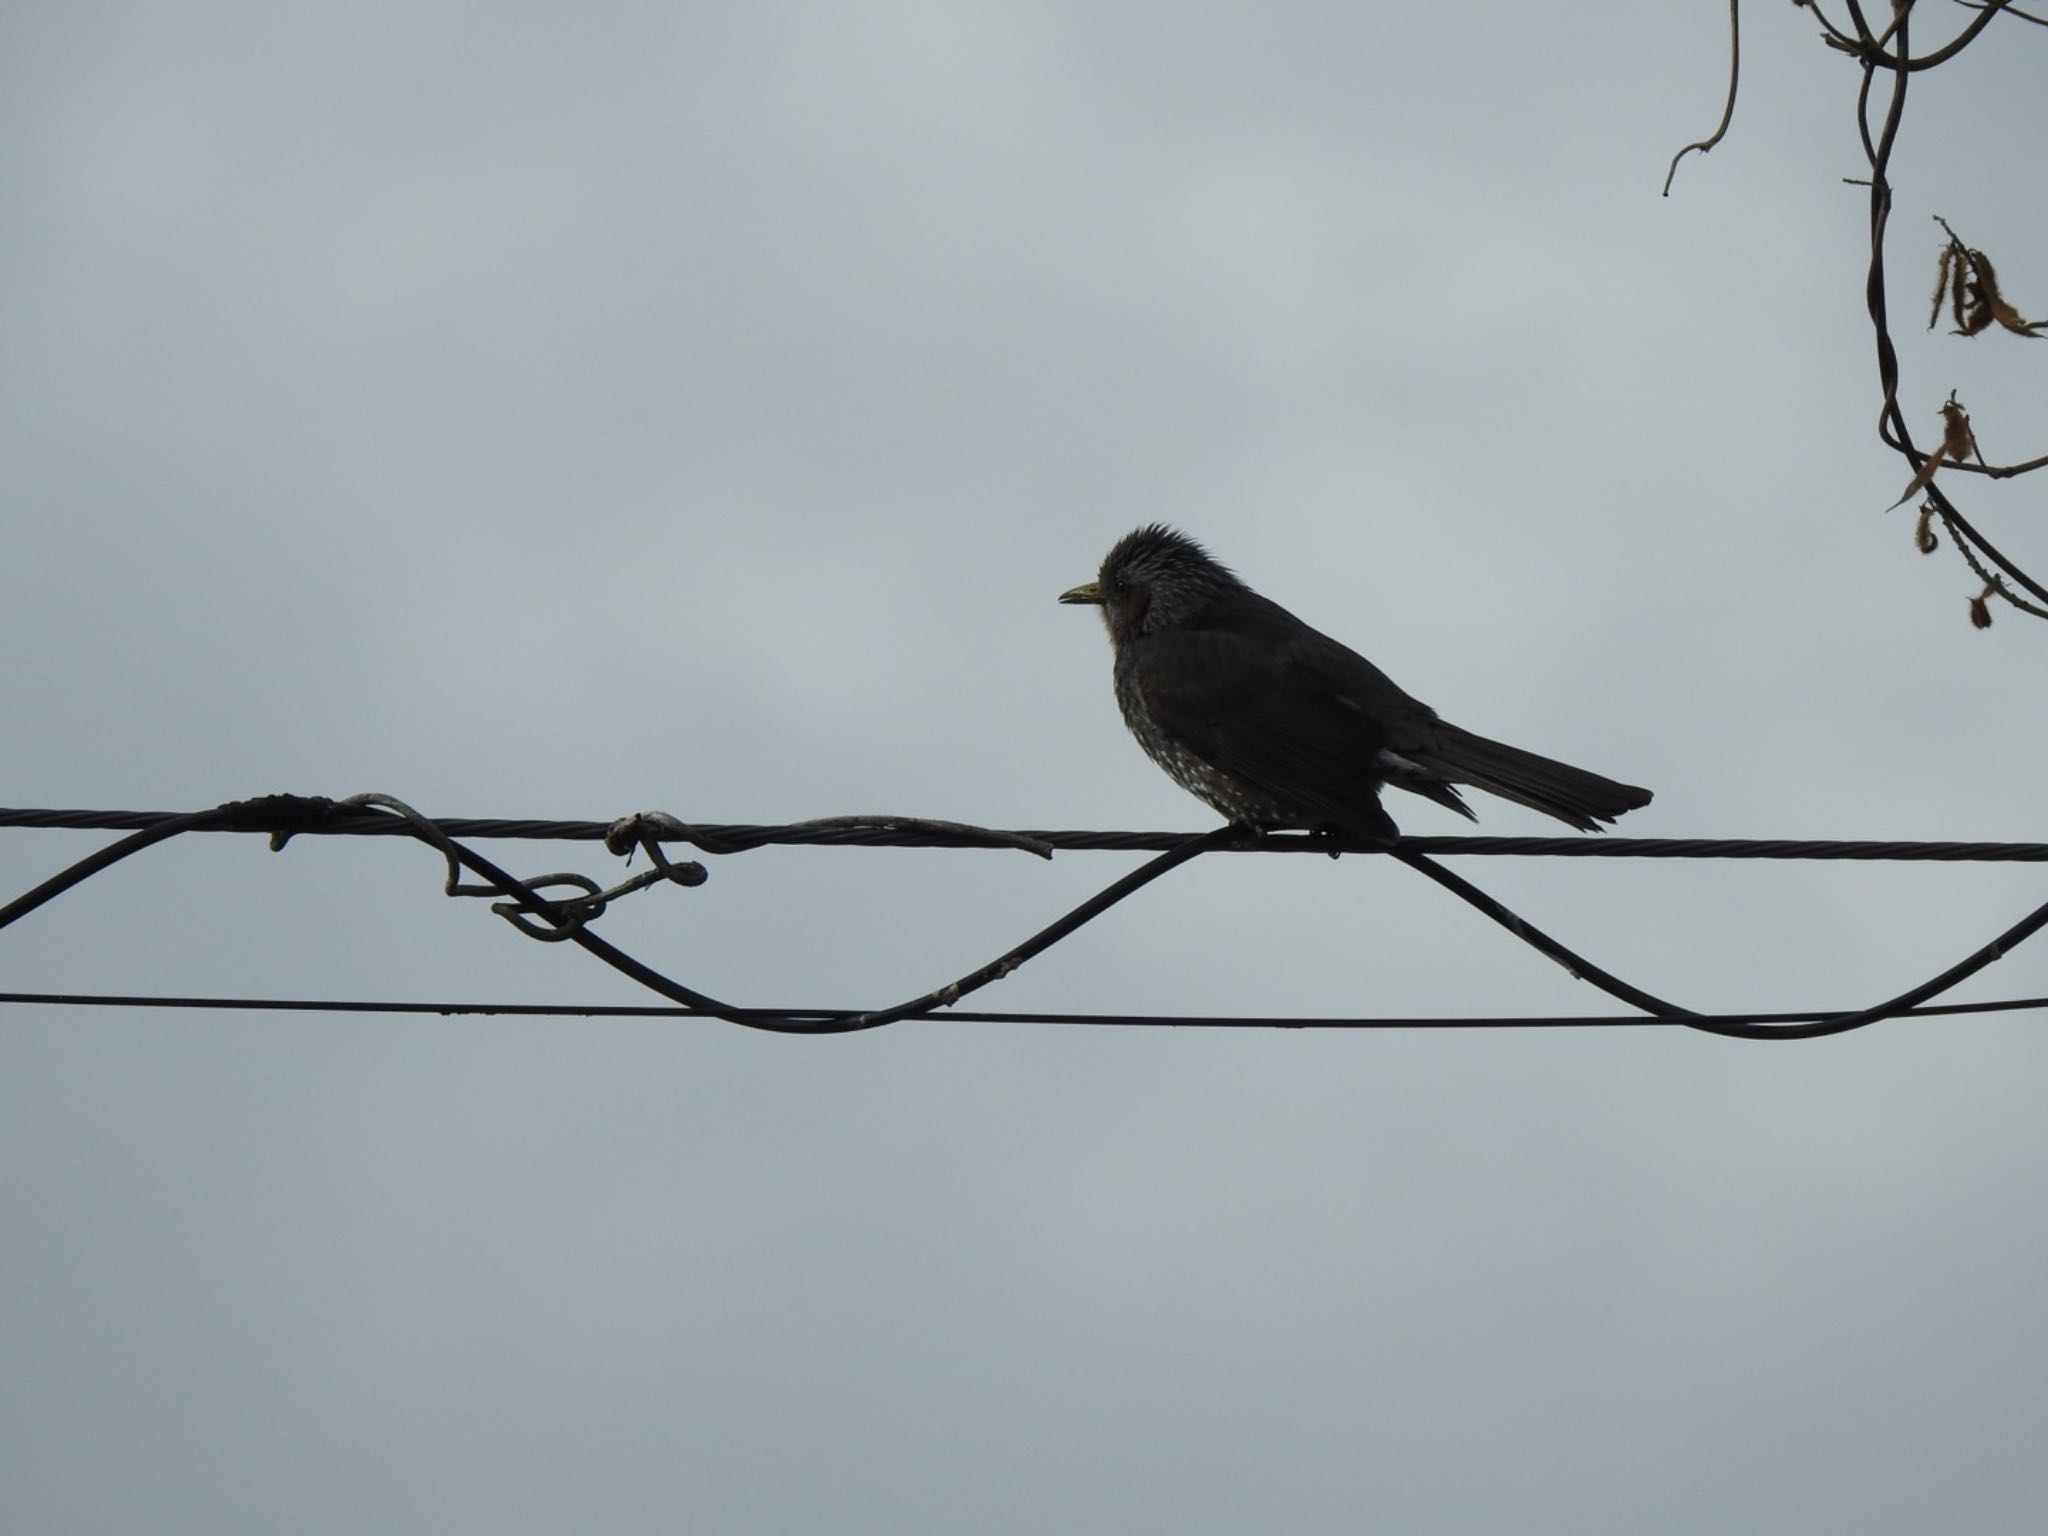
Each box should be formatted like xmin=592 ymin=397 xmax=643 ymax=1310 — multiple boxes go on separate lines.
xmin=3 ymin=795 xmax=2045 ymax=1039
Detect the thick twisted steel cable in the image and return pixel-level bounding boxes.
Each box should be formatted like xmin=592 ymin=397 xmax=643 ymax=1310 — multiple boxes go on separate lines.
xmin=3 ymin=803 xmax=2047 ymax=862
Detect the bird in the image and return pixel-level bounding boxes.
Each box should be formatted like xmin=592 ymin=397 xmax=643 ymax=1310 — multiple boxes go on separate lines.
xmin=1059 ymin=525 xmax=1652 ymax=846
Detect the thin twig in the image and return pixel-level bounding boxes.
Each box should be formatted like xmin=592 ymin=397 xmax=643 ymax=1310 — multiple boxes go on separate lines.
xmin=1664 ymin=0 xmax=1741 ymax=195
xmin=1942 ymin=514 xmax=2048 ymax=619
xmin=1953 ymin=0 xmax=2046 ymax=25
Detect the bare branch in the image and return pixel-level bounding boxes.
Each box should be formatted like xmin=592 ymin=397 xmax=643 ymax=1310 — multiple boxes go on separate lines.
xmin=1953 ymin=0 xmax=2048 ymax=26
xmin=1664 ymin=0 xmax=1741 ymax=195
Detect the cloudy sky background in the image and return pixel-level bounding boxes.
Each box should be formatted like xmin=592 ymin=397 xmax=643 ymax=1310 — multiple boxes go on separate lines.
xmin=4 ymin=3 xmax=2046 ymax=1530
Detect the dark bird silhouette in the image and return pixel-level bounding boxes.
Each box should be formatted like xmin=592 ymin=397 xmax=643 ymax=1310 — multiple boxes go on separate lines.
xmin=1060 ymin=525 xmax=1652 ymax=845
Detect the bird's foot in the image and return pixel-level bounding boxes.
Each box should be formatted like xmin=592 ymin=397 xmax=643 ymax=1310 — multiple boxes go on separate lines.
xmin=1222 ymin=820 xmax=1266 ymax=851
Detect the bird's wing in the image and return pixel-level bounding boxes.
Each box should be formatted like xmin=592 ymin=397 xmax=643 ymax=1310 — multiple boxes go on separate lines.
xmin=1129 ymin=604 xmax=1466 ymax=837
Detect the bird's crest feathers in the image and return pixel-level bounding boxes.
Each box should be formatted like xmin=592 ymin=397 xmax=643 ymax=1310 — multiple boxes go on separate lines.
xmin=1096 ymin=524 xmax=1246 ymax=638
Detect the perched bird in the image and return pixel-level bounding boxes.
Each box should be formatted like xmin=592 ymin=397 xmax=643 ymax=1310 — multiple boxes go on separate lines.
xmin=1060 ymin=525 xmax=1651 ymax=845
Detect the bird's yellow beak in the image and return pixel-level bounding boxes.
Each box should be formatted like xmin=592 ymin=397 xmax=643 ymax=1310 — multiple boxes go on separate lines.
xmin=1058 ymin=580 xmax=1104 ymax=606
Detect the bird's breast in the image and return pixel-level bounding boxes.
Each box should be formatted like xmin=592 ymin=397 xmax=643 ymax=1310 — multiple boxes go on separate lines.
xmin=1110 ymin=643 xmax=1291 ymax=824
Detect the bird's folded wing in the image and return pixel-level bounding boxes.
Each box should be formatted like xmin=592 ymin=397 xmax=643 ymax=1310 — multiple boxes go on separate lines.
xmin=1131 ymin=616 xmax=1454 ymax=834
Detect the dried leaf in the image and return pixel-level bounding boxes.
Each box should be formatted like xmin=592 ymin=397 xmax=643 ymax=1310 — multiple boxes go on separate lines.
xmin=1969 ymin=591 xmax=1993 ymax=630
xmin=1930 ymin=244 xmax=1955 ymax=330
xmin=1948 ymin=244 xmax=2044 ymax=337
xmin=1989 ymin=297 xmax=2045 ymax=338
xmin=1889 ymin=446 xmax=1947 ymax=510
xmin=1914 ymin=505 xmax=1938 ymax=555
xmin=1939 ymin=397 xmax=1978 ymax=462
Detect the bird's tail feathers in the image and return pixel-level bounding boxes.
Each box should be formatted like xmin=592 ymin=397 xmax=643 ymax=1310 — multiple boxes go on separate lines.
xmin=1420 ymin=723 xmax=1652 ymax=832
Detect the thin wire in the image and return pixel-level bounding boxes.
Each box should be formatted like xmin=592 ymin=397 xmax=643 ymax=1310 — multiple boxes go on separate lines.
xmin=4 ymin=991 xmax=2044 ymax=1029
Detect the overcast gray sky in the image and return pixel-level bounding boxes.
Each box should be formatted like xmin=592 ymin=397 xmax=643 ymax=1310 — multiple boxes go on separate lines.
xmin=5 ymin=4 xmax=2047 ymax=1531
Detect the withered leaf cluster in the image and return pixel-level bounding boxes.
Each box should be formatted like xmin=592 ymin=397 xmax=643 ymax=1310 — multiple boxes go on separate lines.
xmin=1930 ymin=229 xmax=2045 ymax=338
xmin=1889 ymin=393 xmax=1981 ymax=510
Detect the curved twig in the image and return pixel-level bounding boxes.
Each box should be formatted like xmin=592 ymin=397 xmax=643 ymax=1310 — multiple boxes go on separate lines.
xmin=1664 ymin=0 xmax=1741 ymax=195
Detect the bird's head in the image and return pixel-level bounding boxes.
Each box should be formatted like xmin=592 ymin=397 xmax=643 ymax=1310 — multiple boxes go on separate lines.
xmin=1058 ymin=524 xmax=1243 ymax=644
